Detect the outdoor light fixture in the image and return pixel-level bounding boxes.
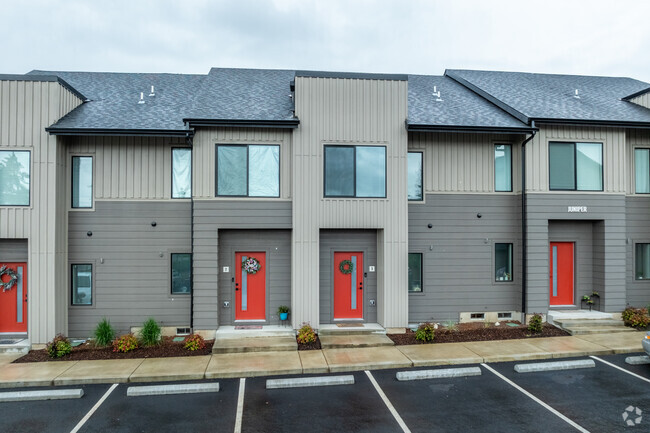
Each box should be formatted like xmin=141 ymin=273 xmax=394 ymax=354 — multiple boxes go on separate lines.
xmin=86 ymin=231 xmax=92 ymax=237
xmin=477 ymin=213 xmax=482 ymax=218
xmin=427 ymin=223 xmax=433 ymax=229
xmin=151 ymin=221 xmax=157 ymax=227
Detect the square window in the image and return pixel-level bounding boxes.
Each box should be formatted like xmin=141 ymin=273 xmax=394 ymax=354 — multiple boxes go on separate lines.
xmin=172 ymin=148 xmax=191 ymax=198
xmin=0 ymin=150 xmax=30 ymax=206
xmin=549 ymin=142 xmax=602 ymax=191
xmin=495 ymin=243 xmax=513 ymax=282
xmin=635 ymin=149 xmax=650 ymax=194
xmin=171 ymin=253 xmax=191 ymax=294
xmin=324 ymin=146 xmax=386 ymax=198
xmin=408 ymin=253 xmax=422 ymax=292
xmin=216 ymin=145 xmax=279 ymax=197
xmin=494 ymin=144 xmax=512 ymax=192
xmin=636 ymin=244 xmax=650 ymax=280
xmin=72 ymin=156 xmax=93 ymax=208
xmin=71 ymin=264 xmax=92 ymax=305
xmin=408 ymin=152 xmax=423 ymax=200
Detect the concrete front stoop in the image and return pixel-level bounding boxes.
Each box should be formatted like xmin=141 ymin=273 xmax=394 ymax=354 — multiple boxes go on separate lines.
xmin=212 ymin=326 xmax=298 ymax=354
xmin=0 ymin=338 xmax=30 ymax=355
xmin=318 ymin=324 xmax=394 ymax=349
xmin=548 ymin=310 xmax=634 ymax=336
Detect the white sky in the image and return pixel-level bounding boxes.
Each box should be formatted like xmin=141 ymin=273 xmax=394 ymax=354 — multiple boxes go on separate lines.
xmin=2 ymin=0 xmax=649 ymax=82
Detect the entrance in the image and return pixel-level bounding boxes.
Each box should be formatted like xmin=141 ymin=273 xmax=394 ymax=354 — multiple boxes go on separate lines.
xmin=333 ymin=252 xmax=364 ymax=319
xmin=0 ymin=263 xmax=27 ymax=333
xmin=235 ymin=252 xmax=266 ymax=321
xmin=549 ymin=243 xmax=574 ymax=305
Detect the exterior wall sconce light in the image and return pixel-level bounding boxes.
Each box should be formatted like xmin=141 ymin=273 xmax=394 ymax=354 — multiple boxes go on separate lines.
xmin=86 ymin=231 xmax=92 ymax=237
xmin=427 ymin=223 xmax=433 ymax=229
xmin=477 ymin=213 xmax=482 ymax=218
xmin=151 ymin=221 xmax=157 ymax=227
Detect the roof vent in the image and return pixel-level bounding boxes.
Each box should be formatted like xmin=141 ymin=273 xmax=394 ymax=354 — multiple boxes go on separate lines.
xmin=574 ymin=89 xmax=580 ymax=99
xmin=433 ymin=86 xmax=443 ymax=102
xmin=138 ymin=92 xmax=145 ymax=104
xmin=149 ymin=85 xmax=155 ymax=97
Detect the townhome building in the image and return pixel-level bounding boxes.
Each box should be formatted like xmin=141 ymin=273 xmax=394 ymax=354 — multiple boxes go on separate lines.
xmin=1 ymin=67 xmax=649 ymax=345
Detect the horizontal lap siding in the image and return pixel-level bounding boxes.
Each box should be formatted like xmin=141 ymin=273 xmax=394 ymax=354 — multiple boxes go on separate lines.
xmin=68 ymin=200 xmax=191 ymax=337
xmin=626 ymin=196 xmax=650 ymax=307
xmin=0 ymin=239 xmax=28 ymax=261
xmin=408 ymin=194 xmax=522 ymax=323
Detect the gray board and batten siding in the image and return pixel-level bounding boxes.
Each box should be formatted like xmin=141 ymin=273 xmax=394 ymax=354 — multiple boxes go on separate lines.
xmin=319 ymin=230 xmax=378 ymax=324
xmin=217 ymin=229 xmax=291 ymax=326
xmin=192 ymin=200 xmax=292 ymax=330
xmin=0 ymin=239 xmax=28 ymax=261
xmin=408 ymin=194 xmax=522 ymax=323
xmin=626 ymin=196 xmax=650 ymax=307
xmin=67 ymin=200 xmax=192 ymax=337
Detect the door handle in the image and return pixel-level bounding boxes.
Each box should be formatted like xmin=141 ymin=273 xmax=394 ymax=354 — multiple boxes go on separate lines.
xmin=235 ymin=283 xmax=240 ymax=291
xmin=359 ymin=283 xmax=363 ymax=291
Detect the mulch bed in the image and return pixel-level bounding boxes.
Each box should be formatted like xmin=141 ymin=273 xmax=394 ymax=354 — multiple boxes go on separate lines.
xmin=388 ymin=322 xmax=570 ymax=346
xmin=297 ymin=336 xmax=322 ymax=351
xmin=13 ymin=337 xmax=214 ymax=363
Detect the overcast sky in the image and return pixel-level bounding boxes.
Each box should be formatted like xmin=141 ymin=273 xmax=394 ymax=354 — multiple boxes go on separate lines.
xmin=2 ymin=0 xmax=650 ymax=82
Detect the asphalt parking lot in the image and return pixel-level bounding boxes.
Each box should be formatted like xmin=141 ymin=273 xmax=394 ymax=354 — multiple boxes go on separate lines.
xmin=0 ymin=353 xmax=649 ymax=433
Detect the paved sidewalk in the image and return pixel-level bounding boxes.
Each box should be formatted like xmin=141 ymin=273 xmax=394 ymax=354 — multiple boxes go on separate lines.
xmin=0 ymin=332 xmax=644 ymax=388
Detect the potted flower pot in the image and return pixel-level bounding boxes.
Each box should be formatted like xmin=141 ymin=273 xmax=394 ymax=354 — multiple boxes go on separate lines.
xmin=278 ymin=306 xmax=290 ymax=321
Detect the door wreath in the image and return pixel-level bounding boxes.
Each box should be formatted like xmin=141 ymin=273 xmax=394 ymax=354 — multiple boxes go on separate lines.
xmin=0 ymin=265 xmax=18 ymax=292
xmin=339 ymin=260 xmax=354 ymax=274
xmin=242 ymin=257 xmax=261 ymax=275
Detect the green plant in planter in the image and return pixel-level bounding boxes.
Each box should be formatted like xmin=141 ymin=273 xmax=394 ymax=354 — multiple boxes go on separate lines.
xmin=277 ymin=305 xmax=290 ymax=320
xmin=46 ymin=334 xmax=72 ymax=358
xmin=415 ymin=322 xmax=435 ymax=342
xmin=112 ymin=334 xmax=138 ymax=353
xmin=297 ymin=323 xmax=317 ymax=344
xmin=93 ymin=317 xmax=115 ymax=347
xmin=527 ymin=313 xmax=543 ymax=333
xmin=622 ymin=307 xmax=650 ymax=329
xmin=140 ymin=318 xmax=162 ymax=346
xmin=184 ymin=334 xmax=206 ymax=351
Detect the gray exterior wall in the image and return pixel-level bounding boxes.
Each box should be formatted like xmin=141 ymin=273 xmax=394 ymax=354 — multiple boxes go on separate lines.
xmin=217 ymin=230 xmax=291 ymax=325
xmin=0 ymin=239 xmax=28 ymax=261
xmin=68 ymin=200 xmax=191 ymax=337
xmin=192 ymin=200 xmax=292 ymax=330
xmin=319 ymin=230 xmax=378 ymax=324
xmin=626 ymin=196 xmax=650 ymax=307
xmin=408 ymin=194 xmax=522 ymax=323
xmin=627 ymin=129 xmax=650 ymax=194
xmin=631 ymin=93 xmax=650 ymax=110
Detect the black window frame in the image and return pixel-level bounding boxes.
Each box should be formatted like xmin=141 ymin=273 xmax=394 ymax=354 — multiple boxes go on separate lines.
xmin=548 ymin=141 xmax=604 ymax=192
xmin=70 ymin=263 xmax=93 ymax=306
xmin=171 ymin=253 xmax=192 ymax=295
xmin=0 ymin=149 xmax=31 ymax=207
xmin=634 ymin=148 xmax=650 ymax=194
xmin=407 ymin=151 xmax=424 ymax=201
xmin=408 ymin=252 xmax=423 ymax=293
xmin=215 ymin=144 xmax=280 ymax=198
xmin=171 ymin=147 xmax=192 ymax=199
xmin=494 ymin=242 xmax=513 ymax=283
xmin=71 ymin=155 xmax=93 ymax=209
xmin=323 ymin=145 xmax=387 ymax=198
xmin=494 ymin=143 xmax=513 ymax=192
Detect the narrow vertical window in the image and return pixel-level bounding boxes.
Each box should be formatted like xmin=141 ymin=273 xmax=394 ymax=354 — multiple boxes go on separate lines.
xmin=0 ymin=150 xmax=30 ymax=206
xmin=408 ymin=152 xmax=423 ymax=200
xmin=494 ymin=144 xmax=512 ymax=192
xmin=324 ymin=146 xmax=355 ymax=197
xmin=171 ymin=253 xmax=191 ymax=294
xmin=356 ymin=146 xmax=386 ymax=197
xmin=408 ymin=253 xmax=423 ymax=292
xmin=635 ymin=149 xmax=650 ymax=194
xmin=635 ymin=244 xmax=650 ymax=280
xmin=71 ymin=264 xmax=92 ymax=305
xmin=549 ymin=142 xmax=576 ymax=190
xmin=72 ymin=156 xmax=93 ymax=208
xmin=172 ymin=148 xmax=191 ymax=198
xmin=576 ymin=142 xmax=603 ymax=191
xmin=495 ymin=243 xmax=513 ymax=282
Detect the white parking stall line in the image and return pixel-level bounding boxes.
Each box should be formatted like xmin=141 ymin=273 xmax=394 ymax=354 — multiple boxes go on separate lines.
xmin=234 ymin=378 xmax=246 ymax=433
xmin=590 ymin=356 xmax=650 ymax=385
xmin=365 ymin=370 xmax=412 ymax=433
xmin=70 ymin=383 xmax=118 ymax=433
xmin=482 ymin=364 xmax=590 ymax=433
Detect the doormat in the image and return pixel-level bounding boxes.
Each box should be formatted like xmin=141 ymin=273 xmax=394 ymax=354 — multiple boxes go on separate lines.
xmin=336 ymin=323 xmax=364 ymax=328
xmin=0 ymin=339 xmax=24 ymax=345
xmin=235 ymin=326 xmax=263 ymax=330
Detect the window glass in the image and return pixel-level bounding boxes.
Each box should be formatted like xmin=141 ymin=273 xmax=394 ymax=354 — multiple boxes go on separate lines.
xmin=71 ymin=264 xmax=92 ymax=305
xmin=576 ymin=143 xmax=602 ymax=191
xmin=172 ymin=148 xmax=191 ymax=198
xmin=636 ymin=244 xmax=650 ymax=280
xmin=72 ymin=156 xmax=93 ymax=208
xmin=494 ymin=144 xmax=512 ymax=192
xmin=249 ymin=145 xmax=280 ymax=197
xmin=356 ymin=146 xmax=386 ymax=197
xmin=408 ymin=253 xmax=423 ymax=292
xmin=549 ymin=142 xmax=575 ymax=190
xmin=495 ymin=243 xmax=513 ymax=282
xmin=0 ymin=150 xmax=30 ymax=206
xmin=324 ymin=146 xmax=355 ymax=196
xmin=171 ymin=254 xmax=191 ymax=294
xmin=217 ymin=146 xmax=247 ymax=196
xmin=635 ymin=149 xmax=650 ymax=194
xmin=408 ymin=152 xmax=423 ymax=200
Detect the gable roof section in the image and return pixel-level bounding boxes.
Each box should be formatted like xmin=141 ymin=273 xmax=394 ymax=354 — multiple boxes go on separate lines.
xmin=446 ymin=69 xmax=650 ymax=127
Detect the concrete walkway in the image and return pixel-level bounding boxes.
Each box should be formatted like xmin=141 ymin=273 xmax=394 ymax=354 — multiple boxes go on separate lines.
xmin=0 ymin=332 xmax=644 ymax=388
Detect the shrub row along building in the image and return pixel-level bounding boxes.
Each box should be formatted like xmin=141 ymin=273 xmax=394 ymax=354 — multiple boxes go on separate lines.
xmin=1 ymin=67 xmax=650 ymax=344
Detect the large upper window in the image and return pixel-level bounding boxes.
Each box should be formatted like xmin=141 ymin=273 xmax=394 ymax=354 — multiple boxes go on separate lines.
xmin=324 ymin=145 xmax=386 ymax=198
xmin=408 ymin=152 xmax=423 ymax=200
xmin=0 ymin=150 xmax=30 ymax=206
xmin=549 ymin=142 xmax=602 ymax=191
xmin=495 ymin=243 xmax=513 ymax=282
xmin=635 ymin=148 xmax=650 ymax=194
xmin=408 ymin=253 xmax=423 ymax=292
xmin=172 ymin=148 xmax=191 ymax=198
xmin=72 ymin=156 xmax=93 ymax=208
xmin=171 ymin=253 xmax=191 ymax=294
xmin=71 ymin=264 xmax=92 ymax=305
xmin=216 ymin=145 xmax=279 ymax=197
xmin=494 ymin=144 xmax=512 ymax=192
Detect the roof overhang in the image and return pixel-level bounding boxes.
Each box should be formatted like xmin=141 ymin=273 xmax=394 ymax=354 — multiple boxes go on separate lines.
xmin=184 ymin=118 xmax=300 ymax=129
xmin=46 ymin=128 xmax=193 ymax=137
xmin=406 ymin=122 xmax=535 ymax=134
xmin=533 ymin=119 xmax=650 ymax=129
xmin=622 ymin=87 xmax=650 ymax=101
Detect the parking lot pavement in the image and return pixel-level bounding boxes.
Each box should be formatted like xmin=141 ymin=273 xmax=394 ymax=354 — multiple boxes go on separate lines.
xmin=591 ymin=352 xmax=650 ymax=380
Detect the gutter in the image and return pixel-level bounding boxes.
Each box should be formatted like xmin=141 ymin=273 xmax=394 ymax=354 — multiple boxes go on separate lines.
xmin=406 ymin=122 xmax=535 ymax=135
xmin=520 ymin=121 xmax=537 ymax=323
xmin=183 ymin=119 xmax=299 ymax=129
xmin=46 ymin=128 xmax=193 ymax=138
xmin=187 ymin=134 xmax=195 ymax=331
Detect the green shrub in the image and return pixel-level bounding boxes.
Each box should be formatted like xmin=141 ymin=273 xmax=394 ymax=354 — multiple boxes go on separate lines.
xmin=93 ymin=318 xmax=115 ymax=347
xmin=184 ymin=334 xmax=206 ymax=351
xmin=112 ymin=334 xmax=139 ymax=353
xmin=140 ymin=318 xmax=162 ymax=346
xmin=46 ymin=334 xmax=72 ymax=358
xmin=622 ymin=307 xmax=650 ymax=329
xmin=297 ymin=323 xmax=317 ymax=344
xmin=277 ymin=305 xmax=290 ymax=314
xmin=527 ymin=314 xmax=543 ymax=333
xmin=415 ymin=322 xmax=435 ymax=342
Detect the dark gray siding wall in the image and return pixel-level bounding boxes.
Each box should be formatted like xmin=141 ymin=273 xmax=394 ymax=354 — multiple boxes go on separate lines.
xmin=626 ymin=197 xmax=650 ymax=307
xmin=217 ymin=230 xmax=291 ymax=325
xmin=408 ymin=194 xmax=522 ymax=323
xmin=68 ymin=201 xmax=192 ymax=337
xmin=526 ymin=194 xmax=626 ymax=313
xmin=0 ymin=239 xmax=28 ymax=261
xmin=192 ymin=200 xmax=292 ymax=329
xmin=319 ymin=230 xmax=378 ymax=324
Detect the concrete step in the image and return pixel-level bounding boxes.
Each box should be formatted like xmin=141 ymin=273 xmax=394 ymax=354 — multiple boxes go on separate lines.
xmin=318 ymin=324 xmax=386 ymax=336
xmin=561 ymin=326 xmax=636 ymax=335
xmin=212 ymin=336 xmax=298 ymax=354
xmin=0 ymin=338 xmax=29 ymax=354
xmin=319 ymin=334 xmax=394 ymax=349
xmin=554 ymin=319 xmax=626 ymax=328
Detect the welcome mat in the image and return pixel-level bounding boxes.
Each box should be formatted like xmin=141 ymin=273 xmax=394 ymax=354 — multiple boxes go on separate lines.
xmin=336 ymin=323 xmax=364 ymax=328
xmin=235 ymin=326 xmax=263 ymax=330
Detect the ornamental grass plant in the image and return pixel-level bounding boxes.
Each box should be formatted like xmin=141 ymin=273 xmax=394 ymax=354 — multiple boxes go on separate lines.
xmin=140 ymin=318 xmax=162 ymax=346
xmin=93 ymin=317 xmax=115 ymax=347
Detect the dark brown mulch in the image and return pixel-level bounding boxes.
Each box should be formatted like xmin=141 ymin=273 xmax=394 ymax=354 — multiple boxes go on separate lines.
xmin=297 ymin=336 xmax=322 ymax=351
xmin=13 ymin=337 xmax=215 ymax=363
xmin=388 ymin=322 xmax=569 ymax=346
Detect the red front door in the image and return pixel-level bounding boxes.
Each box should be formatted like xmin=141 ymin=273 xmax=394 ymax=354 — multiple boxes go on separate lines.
xmin=549 ymin=242 xmax=574 ymax=305
xmin=0 ymin=263 xmax=27 ymax=333
xmin=235 ymin=252 xmax=266 ymax=321
xmin=333 ymin=252 xmax=364 ymax=319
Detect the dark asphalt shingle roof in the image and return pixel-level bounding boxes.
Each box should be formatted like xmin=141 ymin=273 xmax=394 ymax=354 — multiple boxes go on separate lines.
xmin=446 ymin=69 xmax=650 ymax=124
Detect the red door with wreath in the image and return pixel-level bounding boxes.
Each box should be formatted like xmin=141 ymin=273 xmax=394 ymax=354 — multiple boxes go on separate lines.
xmin=235 ymin=252 xmax=266 ymax=321
xmin=0 ymin=263 xmax=27 ymax=333
xmin=333 ymin=252 xmax=364 ymax=319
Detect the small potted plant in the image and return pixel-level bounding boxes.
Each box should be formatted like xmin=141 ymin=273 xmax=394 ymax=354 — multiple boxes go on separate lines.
xmin=278 ymin=305 xmax=290 ymax=321
xmin=582 ymin=295 xmax=594 ymax=311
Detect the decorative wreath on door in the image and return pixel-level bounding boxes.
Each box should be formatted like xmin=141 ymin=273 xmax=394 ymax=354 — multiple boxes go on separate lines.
xmin=242 ymin=257 xmax=261 ymax=275
xmin=339 ymin=260 xmax=354 ymax=274
xmin=0 ymin=265 xmax=18 ymax=292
